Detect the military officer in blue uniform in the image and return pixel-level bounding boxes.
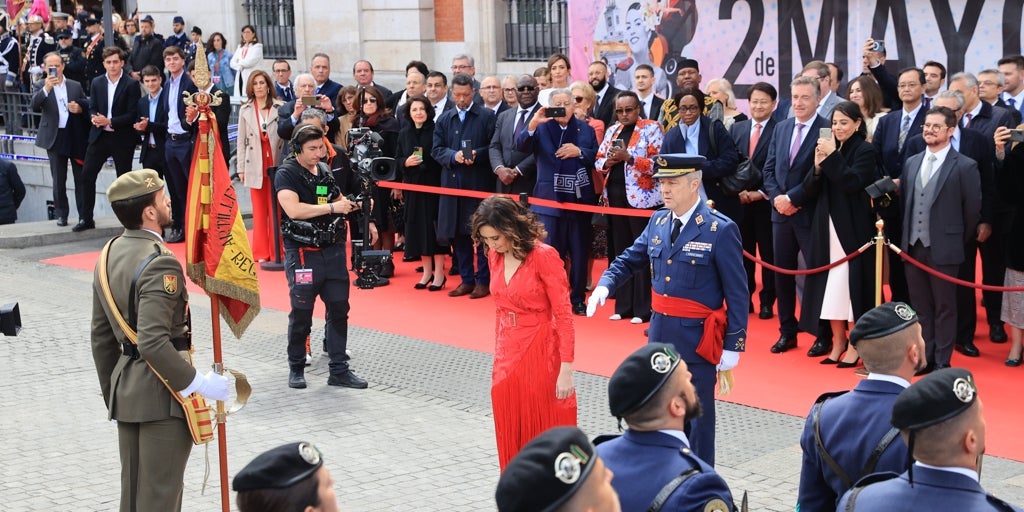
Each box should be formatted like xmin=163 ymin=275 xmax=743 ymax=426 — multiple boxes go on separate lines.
xmin=797 ymin=302 xmax=926 ymax=512
xmin=595 ymin=343 xmax=736 ymax=512
xmin=837 ymin=368 xmax=1023 ymax=512
xmin=588 ymin=153 xmax=748 ymax=467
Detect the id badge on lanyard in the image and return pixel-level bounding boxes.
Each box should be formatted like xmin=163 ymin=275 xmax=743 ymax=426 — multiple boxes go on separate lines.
xmin=294 ymin=248 xmax=314 ymax=285
xmin=317 ymin=185 xmax=329 ymax=205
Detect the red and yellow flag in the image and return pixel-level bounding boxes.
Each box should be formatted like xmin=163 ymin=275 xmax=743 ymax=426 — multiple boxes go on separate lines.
xmin=185 ymin=105 xmax=260 ymax=338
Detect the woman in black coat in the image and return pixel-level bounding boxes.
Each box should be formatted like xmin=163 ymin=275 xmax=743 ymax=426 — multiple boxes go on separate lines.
xmin=395 ymin=96 xmax=448 ymax=290
xmin=995 ymin=124 xmax=1024 ymax=366
xmin=354 ymin=86 xmax=401 ymax=276
xmin=800 ymin=101 xmax=879 ymax=367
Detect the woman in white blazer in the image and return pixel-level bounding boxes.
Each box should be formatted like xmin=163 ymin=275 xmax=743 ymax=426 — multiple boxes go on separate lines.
xmin=237 ymin=69 xmax=284 ymax=262
xmin=229 ymin=24 xmax=263 ymax=101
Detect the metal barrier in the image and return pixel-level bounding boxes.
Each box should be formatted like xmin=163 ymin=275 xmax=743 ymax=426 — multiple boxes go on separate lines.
xmin=0 ymin=90 xmax=42 ymax=139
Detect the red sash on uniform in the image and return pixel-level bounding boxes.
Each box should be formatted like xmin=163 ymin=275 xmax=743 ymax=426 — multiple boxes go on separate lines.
xmin=651 ymin=292 xmax=726 ymax=364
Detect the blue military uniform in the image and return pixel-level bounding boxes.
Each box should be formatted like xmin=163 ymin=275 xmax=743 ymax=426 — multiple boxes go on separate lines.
xmin=837 ymin=466 xmax=1022 ymax=512
xmin=597 ymin=155 xmax=748 ymax=467
xmin=596 ymin=430 xmax=734 ymax=512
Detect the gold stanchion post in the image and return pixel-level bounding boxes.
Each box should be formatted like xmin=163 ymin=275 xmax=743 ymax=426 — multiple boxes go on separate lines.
xmin=874 ymin=218 xmax=885 ymax=306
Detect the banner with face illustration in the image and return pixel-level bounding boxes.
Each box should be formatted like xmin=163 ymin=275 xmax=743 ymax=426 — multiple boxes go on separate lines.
xmin=569 ymin=0 xmax=1023 ymax=101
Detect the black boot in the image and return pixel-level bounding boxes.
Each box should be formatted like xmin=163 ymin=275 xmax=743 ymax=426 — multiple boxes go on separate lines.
xmin=289 ymin=367 xmax=307 ymax=389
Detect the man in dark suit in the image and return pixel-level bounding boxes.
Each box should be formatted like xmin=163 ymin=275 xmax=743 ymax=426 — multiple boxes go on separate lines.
xmin=432 ymin=73 xmax=497 ymax=299
xmin=156 ymin=46 xmax=199 ymax=243
xmin=901 ymin=107 xmax=981 ymax=373
xmin=978 ymin=69 xmax=1020 ymax=126
xmin=595 ymin=344 xmax=735 ymax=511
xmin=872 ymin=67 xmax=929 ymax=304
xmin=905 ymin=91 xmax=996 ymax=358
xmin=478 ymin=75 xmax=510 ymax=115
xmin=352 ymin=59 xmax=392 ymax=99
xmin=730 ymin=81 xmax=778 ymax=319
xmin=949 ymin=71 xmax=1016 ymax=345
xmin=272 ymin=59 xmax=294 ymax=103
xmin=425 ymin=71 xmax=455 ymax=120
xmin=634 ymin=64 xmax=664 ymax=120
xmin=797 ymin=303 xmax=920 ymax=512
xmin=661 ymin=87 xmax=741 ymax=221
xmin=311 ymin=53 xmax=341 ymax=109
xmin=998 ymin=55 xmax=1024 ymax=121
xmin=128 ymin=15 xmax=164 ymax=80
xmin=277 ymin=73 xmax=339 ymax=153
xmin=133 ymin=66 xmax=167 ymax=180
xmin=489 ymin=74 xmax=540 ymax=194
xmin=517 ymin=88 xmax=598 ymax=315
xmin=91 ymin=169 xmax=230 ymax=512
xmin=588 ymin=60 xmax=621 ymax=127
xmin=76 ymin=46 xmax=140 ymax=232
xmin=385 ymin=60 xmax=429 ymax=112
xmin=762 ymin=76 xmax=829 ymax=354
xmin=31 ymin=51 xmax=89 ymax=226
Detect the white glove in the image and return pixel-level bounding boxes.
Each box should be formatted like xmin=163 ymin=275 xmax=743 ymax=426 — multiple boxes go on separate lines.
xmin=586 ymin=286 xmax=610 ymax=317
xmin=184 ymin=370 xmax=231 ymax=401
xmin=717 ymin=350 xmax=740 ymax=371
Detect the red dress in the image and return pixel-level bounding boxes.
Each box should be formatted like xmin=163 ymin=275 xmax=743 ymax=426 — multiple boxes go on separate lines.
xmin=489 ymin=243 xmax=577 ymax=470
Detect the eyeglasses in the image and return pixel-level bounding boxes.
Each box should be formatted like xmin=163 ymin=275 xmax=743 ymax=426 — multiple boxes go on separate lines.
xmin=679 ymin=105 xmax=701 ymax=112
xmin=273 ymin=69 xmax=289 ymax=73
xmin=979 ymin=80 xmax=999 ymax=87
xmin=503 ymin=87 xmax=516 ymax=93
xmin=897 ymin=82 xmax=921 ymax=89
xmin=921 ymin=123 xmax=949 ymax=131
xmin=363 ymin=97 xmax=378 ymax=104
xmin=614 ymin=106 xmax=637 ymax=114
xmin=451 ymin=64 xmax=471 ymax=71
xmin=574 ymin=96 xmax=585 ymax=103
xmin=517 ymin=86 xmax=537 ymax=92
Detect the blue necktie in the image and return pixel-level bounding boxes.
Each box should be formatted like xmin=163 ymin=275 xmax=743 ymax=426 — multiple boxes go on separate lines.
xmin=458 ymin=109 xmax=466 ymax=123
xmin=1009 ymin=97 xmax=1019 ymax=115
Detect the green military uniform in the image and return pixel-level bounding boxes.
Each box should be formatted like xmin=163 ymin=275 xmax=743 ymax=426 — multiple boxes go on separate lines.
xmin=91 ymin=170 xmax=198 ymax=512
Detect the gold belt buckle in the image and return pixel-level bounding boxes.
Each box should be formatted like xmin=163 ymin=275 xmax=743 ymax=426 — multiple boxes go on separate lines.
xmin=506 ymin=310 xmax=517 ymax=327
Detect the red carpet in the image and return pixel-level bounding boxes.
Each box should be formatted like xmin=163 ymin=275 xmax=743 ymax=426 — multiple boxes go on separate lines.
xmin=45 ymin=241 xmax=1024 ymax=461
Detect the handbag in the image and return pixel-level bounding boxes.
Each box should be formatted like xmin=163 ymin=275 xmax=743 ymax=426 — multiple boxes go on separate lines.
xmin=592 ymin=196 xmax=609 ymax=228
xmin=720 ymin=158 xmax=762 ymax=196
xmin=97 ymin=238 xmax=215 ymax=445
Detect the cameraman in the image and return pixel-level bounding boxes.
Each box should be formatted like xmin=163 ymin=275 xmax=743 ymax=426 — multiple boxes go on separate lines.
xmin=276 ymin=124 xmax=374 ymax=390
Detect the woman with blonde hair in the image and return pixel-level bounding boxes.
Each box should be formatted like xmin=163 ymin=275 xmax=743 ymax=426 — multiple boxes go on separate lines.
xmin=706 ymin=78 xmax=747 ymax=129
xmin=237 ymin=70 xmax=284 ymax=262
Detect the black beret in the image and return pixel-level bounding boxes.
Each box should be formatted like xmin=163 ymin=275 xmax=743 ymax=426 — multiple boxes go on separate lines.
xmin=84 ymin=18 xmax=101 ymax=27
xmin=679 ymin=58 xmax=700 ymax=71
xmin=496 ymin=427 xmax=598 ymax=512
xmin=891 ymin=368 xmax=977 ymax=431
xmin=849 ymin=301 xmax=918 ymax=346
xmin=233 ymin=442 xmax=323 ymax=491
xmin=609 ymin=343 xmax=682 ymax=417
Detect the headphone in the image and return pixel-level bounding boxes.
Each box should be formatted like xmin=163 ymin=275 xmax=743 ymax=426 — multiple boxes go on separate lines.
xmin=291 ymin=124 xmax=323 ymax=156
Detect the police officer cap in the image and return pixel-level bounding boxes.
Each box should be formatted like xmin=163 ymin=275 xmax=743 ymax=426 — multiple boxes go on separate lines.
xmin=651 ymin=153 xmax=707 ymax=179
xmin=608 ymin=342 xmax=682 ymax=417
xmin=26 ymin=14 xmax=43 ymax=24
xmin=496 ymin=427 xmax=598 ymax=512
xmin=173 ymin=15 xmax=185 ymax=25
xmin=52 ymin=12 xmax=70 ymax=20
xmin=55 ymin=29 xmax=72 ymax=39
xmin=141 ymin=15 xmax=155 ymax=23
xmin=106 ymin=169 xmax=165 ymax=203
xmin=679 ymin=58 xmax=700 ymax=71
xmin=891 ymin=368 xmax=978 ymax=431
xmin=848 ymin=301 xmax=918 ymax=346
xmin=84 ymin=18 xmax=101 ymax=27
xmin=233 ymin=442 xmax=323 ymax=491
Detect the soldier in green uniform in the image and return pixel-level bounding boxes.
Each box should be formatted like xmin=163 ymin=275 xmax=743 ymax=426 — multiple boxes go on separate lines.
xmin=90 ymin=169 xmax=230 ymax=512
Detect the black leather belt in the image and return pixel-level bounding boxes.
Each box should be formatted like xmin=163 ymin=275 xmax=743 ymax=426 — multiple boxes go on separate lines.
xmin=121 ymin=336 xmax=191 ymax=359
xmin=168 ymin=132 xmax=191 ymax=141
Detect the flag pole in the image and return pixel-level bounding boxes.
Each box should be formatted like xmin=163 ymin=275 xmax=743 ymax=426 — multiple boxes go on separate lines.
xmin=210 ymin=296 xmax=230 ymax=512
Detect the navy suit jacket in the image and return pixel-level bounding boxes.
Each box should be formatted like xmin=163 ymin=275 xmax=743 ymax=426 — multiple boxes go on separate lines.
xmin=315 ymin=79 xmax=342 ymax=109
xmin=640 ymin=95 xmax=664 ymax=120
xmin=137 ymin=92 xmax=168 ymax=163
xmin=729 ymin=117 xmax=777 ymax=189
xmin=595 ymin=430 xmax=734 ymax=512
xmin=515 ymin=116 xmax=597 ymax=215
xmin=662 ymin=116 xmax=741 ymax=219
xmin=966 ymin=101 xmax=1015 ymax=140
xmin=155 ymin=72 xmax=199 ymax=138
xmin=762 ymin=114 xmax=829 ymax=225
xmin=872 ymin=106 xmax=927 ymax=180
xmin=900 ymin=149 xmax=981 ymax=265
xmin=489 ymin=103 xmax=540 ymax=194
xmin=31 ymin=78 xmax=89 ymax=154
xmin=837 ymin=465 xmax=1023 ymax=511
xmin=594 ymin=84 xmax=623 ymax=127
xmin=798 ymin=379 xmax=909 ymax=512
xmin=432 ymin=103 xmax=497 ymax=239
xmin=905 ymin=127 xmax=995 ymax=224
xmin=87 ymin=73 xmax=141 ymax=144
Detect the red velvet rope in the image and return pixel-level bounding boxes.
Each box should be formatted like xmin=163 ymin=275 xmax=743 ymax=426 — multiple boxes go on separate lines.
xmin=888 ymin=243 xmax=1024 ymax=292
xmin=742 ymin=242 xmax=873 ymax=276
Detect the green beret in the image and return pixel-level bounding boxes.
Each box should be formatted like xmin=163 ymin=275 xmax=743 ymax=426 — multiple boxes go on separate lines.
xmin=106 ymin=169 xmax=164 ymax=203
xmin=849 ymin=301 xmax=918 ymax=346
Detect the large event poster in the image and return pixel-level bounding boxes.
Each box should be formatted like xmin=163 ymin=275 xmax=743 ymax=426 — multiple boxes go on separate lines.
xmin=569 ymin=0 xmax=1023 ymax=100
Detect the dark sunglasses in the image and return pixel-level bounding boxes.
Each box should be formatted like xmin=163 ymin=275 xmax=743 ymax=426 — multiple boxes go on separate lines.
xmin=574 ymin=96 xmax=585 ymax=103
xmin=517 ymin=86 xmax=537 ymax=92
xmin=363 ymin=97 xmax=378 ymax=104
xmin=614 ymin=106 xmax=637 ymax=114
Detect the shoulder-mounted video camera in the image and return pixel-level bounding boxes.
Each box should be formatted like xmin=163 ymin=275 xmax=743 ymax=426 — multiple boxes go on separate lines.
xmin=348 ymin=127 xmax=397 ymax=182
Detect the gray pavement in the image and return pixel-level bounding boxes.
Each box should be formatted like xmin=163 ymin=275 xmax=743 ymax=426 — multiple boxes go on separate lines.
xmin=1 ymin=224 xmax=1023 ymax=511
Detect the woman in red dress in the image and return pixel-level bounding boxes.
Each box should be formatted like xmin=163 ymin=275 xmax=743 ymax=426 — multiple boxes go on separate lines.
xmin=471 ymin=195 xmax=577 ymax=470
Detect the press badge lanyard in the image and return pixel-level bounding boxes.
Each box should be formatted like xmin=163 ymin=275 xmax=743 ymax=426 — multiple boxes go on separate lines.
xmin=294 ymin=182 xmax=331 ymax=285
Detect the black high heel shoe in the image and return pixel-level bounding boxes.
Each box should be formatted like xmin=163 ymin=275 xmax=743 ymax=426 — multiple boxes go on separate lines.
xmin=820 ymin=357 xmax=839 ymax=365
xmin=428 ymin=276 xmax=447 ymax=292
xmin=837 ymin=357 xmax=861 ymax=369
xmin=414 ymin=278 xmax=431 ymax=290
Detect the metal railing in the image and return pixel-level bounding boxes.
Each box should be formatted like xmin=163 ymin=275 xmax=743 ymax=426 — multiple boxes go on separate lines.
xmin=0 ymin=91 xmax=43 ymax=139
xmin=504 ymin=0 xmax=568 ymax=61
xmin=242 ymin=0 xmax=297 ymax=60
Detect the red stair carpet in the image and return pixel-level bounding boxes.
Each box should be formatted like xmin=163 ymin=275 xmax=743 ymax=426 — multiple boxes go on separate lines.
xmin=46 ymin=240 xmax=1024 ymax=461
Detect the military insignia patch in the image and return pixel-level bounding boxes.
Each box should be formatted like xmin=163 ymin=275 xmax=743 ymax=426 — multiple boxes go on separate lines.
xmin=298 ymin=442 xmax=321 ymax=465
xmin=656 ymin=156 xmax=668 ymax=167
xmin=894 ymin=303 xmax=916 ymax=321
xmin=952 ymin=377 xmax=976 ymax=403
xmin=554 ymin=446 xmax=589 ymax=484
xmin=703 ymin=498 xmax=730 ymax=512
xmin=163 ymin=275 xmax=178 ymax=294
xmin=711 ymin=220 xmax=719 ymax=232
xmin=650 ymin=350 xmax=675 ymax=373
xmin=695 ymin=214 xmax=704 ymax=225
